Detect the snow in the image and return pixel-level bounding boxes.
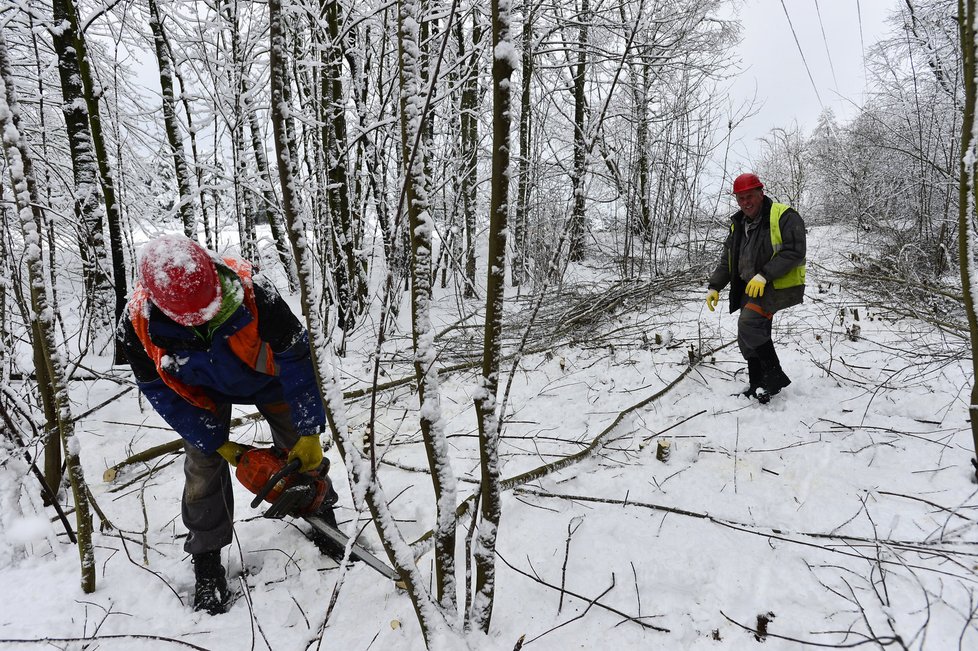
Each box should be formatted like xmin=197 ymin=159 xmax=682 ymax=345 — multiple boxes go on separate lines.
xmin=5 ymin=516 xmax=52 ymax=545
xmin=494 ymin=42 xmax=520 ymax=71
xmin=1 ymin=223 xmax=977 ymax=649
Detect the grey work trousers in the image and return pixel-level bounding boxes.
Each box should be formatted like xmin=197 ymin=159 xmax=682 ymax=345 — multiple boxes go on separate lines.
xmin=737 ymin=300 xmax=774 ymax=360
xmin=182 ymin=402 xmax=303 ymax=555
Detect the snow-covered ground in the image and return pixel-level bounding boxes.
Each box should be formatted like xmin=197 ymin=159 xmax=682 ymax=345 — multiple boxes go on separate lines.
xmin=1 ymin=223 xmax=976 ymax=650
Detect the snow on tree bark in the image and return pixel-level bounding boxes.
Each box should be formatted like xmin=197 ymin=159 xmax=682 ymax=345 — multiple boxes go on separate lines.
xmin=269 ymin=0 xmax=454 ymax=644
xmin=458 ymin=10 xmax=482 ymax=299
xmin=469 ymin=0 xmax=515 ymax=632
xmin=148 ymin=0 xmax=197 ymax=238
xmin=956 ymin=0 xmax=978 ymax=480
xmin=322 ymin=0 xmax=367 ymax=328
xmin=398 ymin=0 xmax=461 ymax=617
xmin=54 ymin=0 xmax=127 ymax=351
xmin=0 ymin=31 xmax=95 ymax=594
xmin=51 ymin=0 xmax=112 ymax=334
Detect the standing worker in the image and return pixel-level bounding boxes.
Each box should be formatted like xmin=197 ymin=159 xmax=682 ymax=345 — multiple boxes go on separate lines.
xmin=117 ymin=233 xmax=338 ymax=615
xmin=705 ymin=173 xmax=806 ymax=403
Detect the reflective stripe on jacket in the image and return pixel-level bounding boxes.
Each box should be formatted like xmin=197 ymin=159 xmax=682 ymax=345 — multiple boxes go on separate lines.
xmin=727 ymin=202 xmax=806 ymax=289
xmin=768 ymin=203 xmax=806 ymax=289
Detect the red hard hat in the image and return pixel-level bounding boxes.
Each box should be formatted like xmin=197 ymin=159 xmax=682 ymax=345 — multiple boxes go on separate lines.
xmin=732 ymin=173 xmax=764 ymax=194
xmin=138 ymin=234 xmax=222 ymax=326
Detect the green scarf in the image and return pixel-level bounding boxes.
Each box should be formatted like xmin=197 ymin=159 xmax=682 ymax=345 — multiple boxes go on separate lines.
xmin=192 ymin=267 xmax=244 ymax=342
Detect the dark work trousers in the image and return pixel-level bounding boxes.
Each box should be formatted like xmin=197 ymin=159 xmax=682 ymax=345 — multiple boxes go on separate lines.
xmin=182 ymin=401 xmax=303 ymax=554
xmin=737 ymin=299 xmax=774 ymax=360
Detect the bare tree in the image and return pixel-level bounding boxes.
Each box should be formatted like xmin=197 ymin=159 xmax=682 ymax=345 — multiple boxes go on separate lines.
xmin=956 ymin=0 xmax=978 ymax=480
xmin=148 ymin=0 xmax=197 ymax=236
xmin=457 ymin=8 xmax=483 ymax=298
xmin=397 ymin=0 xmax=459 ymax=613
xmin=469 ymin=0 xmax=516 ymax=631
xmin=51 ymin=0 xmax=112 ymax=334
xmin=0 ymin=31 xmax=95 ymax=593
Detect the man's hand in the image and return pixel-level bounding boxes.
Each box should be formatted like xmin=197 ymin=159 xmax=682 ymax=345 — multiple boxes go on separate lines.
xmin=288 ymin=435 xmax=324 ymax=472
xmin=705 ymin=289 xmax=719 ymax=312
xmin=216 ymin=441 xmax=248 ymax=466
xmin=745 ymin=274 xmax=767 ymax=298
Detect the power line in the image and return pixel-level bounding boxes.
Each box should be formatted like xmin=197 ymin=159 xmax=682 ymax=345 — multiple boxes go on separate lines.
xmin=779 ymin=0 xmax=825 ymax=110
xmin=813 ymin=0 xmax=839 ymax=90
xmin=856 ymin=0 xmax=867 ymax=82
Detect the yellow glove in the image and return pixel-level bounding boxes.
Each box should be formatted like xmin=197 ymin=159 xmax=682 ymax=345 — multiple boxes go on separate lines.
xmin=745 ymin=274 xmax=767 ymax=298
xmin=216 ymin=441 xmax=248 ymax=466
xmin=705 ymin=289 xmax=719 ymax=312
xmin=288 ymin=435 xmax=324 ymax=472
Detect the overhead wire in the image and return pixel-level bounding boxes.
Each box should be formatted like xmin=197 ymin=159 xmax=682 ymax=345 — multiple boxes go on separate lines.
xmin=856 ymin=0 xmax=867 ymax=82
xmin=813 ymin=0 xmax=839 ymax=90
xmin=779 ymin=0 xmax=825 ymax=111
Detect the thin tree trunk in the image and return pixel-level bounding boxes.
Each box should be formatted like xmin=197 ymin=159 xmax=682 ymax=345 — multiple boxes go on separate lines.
xmin=148 ymin=0 xmax=196 ymax=236
xmin=57 ymin=0 xmax=128 ymax=357
xmin=469 ymin=0 xmax=514 ymax=632
xmin=512 ymin=5 xmax=533 ymax=287
xmin=323 ymin=0 xmax=367 ymax=324
xmin=51 ymin=0 xmax=111 ymax=334
xmin=168 ymin=40 xmax=213 ymax=250
xmin=269 ymin=1 xmax=447 ymax=642
xmin=568 ymin=0 xmax=589 ymax=261
xmin=458 ymin=12 xmax=482 ymax=299
xmin=244 ymin=78 xmax=298 ymax=290
xmin=398 ymin=0 xmax=459 ymax=614
xmin=957 ymin=0 xmax=978 ymax=481
xmin=0 ymin=33 xmax=95 ymax=593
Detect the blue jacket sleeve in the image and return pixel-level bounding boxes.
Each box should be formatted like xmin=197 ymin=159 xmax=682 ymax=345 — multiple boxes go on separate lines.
xmin=138 ymin=377 xmax=227 ymax=454
xmin=252 ymin=276 xmax=327 ymax=437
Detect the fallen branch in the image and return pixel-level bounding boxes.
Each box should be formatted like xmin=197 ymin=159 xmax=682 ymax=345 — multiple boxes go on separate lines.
xmin=719 ymin=610 xmax=904 ymax=648
xmin=497 ymin=550 xmax=668 ymax=633
xmin=412 ymin=346 xmax=734 ymax=551
xmin=515 ymin=488 xmax=978 ymax=581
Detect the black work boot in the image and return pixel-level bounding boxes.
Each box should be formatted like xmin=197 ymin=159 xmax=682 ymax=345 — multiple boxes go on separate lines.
xmin=755 ymin=342 xmax=791 ymax=404
xmin=741 ymin=357 xmax=763 ymax=398
xmin=192 ymin=550 xmax=231 ymax=615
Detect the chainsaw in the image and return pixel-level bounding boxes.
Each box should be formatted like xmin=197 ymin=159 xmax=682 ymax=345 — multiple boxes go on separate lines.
xmin=234 ymin=446 xmax=398 ymax=581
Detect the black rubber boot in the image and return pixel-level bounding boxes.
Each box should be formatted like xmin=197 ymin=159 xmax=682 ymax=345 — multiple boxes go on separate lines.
xmin=741 ymin=357 xmax=763 ymax=398
xmin=755 ymin=341 xmax=791 ymax=404
xmin=192 ymin=550 xmax=231 ymax=615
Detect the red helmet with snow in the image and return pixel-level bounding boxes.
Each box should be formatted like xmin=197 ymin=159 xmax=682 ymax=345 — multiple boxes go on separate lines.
xmin=138 ymin=234 xmax=222 ymax=326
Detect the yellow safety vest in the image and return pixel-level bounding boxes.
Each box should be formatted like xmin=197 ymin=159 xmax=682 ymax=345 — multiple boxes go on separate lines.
xmin=729 ymin=203 xmax=806 ymax=289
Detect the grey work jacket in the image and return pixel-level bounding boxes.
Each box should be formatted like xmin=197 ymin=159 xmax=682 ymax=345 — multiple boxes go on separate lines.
xmin=708 ymin=196 xmax=807 ymax=314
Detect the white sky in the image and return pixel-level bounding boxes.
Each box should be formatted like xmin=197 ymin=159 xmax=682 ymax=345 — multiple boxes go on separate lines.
xmin=726 ymin=0 xmax=900 ymax=167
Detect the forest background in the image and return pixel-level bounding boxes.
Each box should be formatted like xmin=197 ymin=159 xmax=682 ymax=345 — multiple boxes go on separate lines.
xmin=2 ymin=0 xmax=978 ymax=649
